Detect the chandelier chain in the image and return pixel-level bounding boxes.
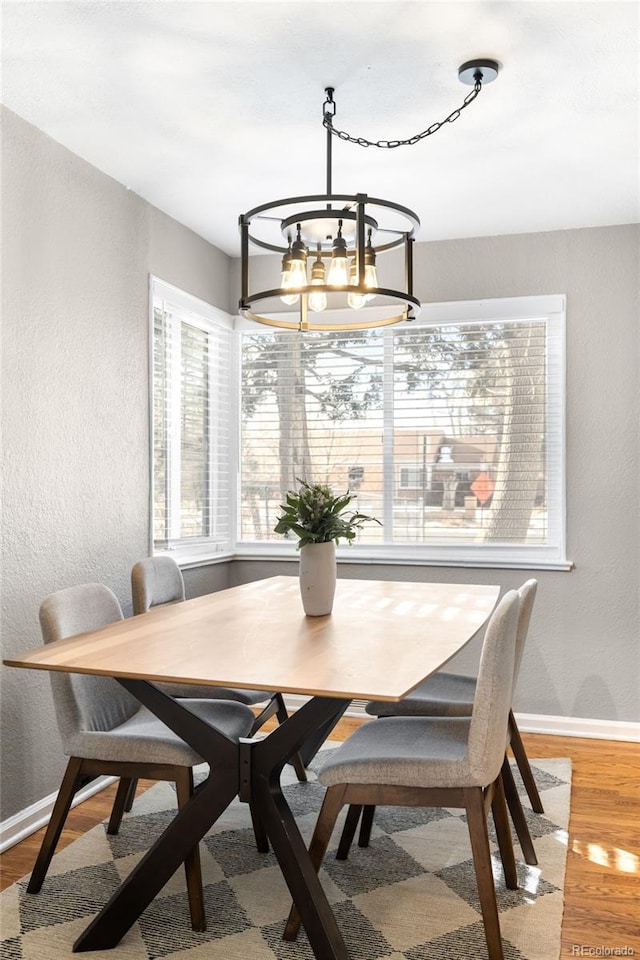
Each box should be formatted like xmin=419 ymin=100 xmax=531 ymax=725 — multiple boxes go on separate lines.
xmin=323 ymin=79 xmax=482 ymax=149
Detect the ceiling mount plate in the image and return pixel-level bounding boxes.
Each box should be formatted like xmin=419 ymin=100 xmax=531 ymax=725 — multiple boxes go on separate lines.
xmin=458 ymin=59 xmax=500 ymax=85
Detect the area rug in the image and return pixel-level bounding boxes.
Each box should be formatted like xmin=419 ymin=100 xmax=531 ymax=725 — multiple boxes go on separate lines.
xmin=1 ymin=751 xmax=571 ymax=960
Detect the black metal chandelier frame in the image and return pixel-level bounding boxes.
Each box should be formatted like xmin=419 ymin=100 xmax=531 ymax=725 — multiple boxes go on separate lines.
xmin=239 ymin=60 xmax=499 ymax=332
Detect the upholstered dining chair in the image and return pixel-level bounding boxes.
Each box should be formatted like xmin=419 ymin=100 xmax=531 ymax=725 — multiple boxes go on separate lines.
xmin=28 ymin=583 xmax=256 ymax=933
xmin=284 ymin=589 xmax=522 ymax=960
xmin=339 ymin=579 xmax=540 ymax=867
xmin=131 ymin=556 xmax=307 ymax=782
xmin=364 ymin=579 xmax=541 ymax=804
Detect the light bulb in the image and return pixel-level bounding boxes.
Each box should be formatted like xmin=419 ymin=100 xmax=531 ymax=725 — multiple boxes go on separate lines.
xmin=280 ymin=248 xmax=299 ymax=305
xmin=347 ymin=259 xmax=366 ymax=310
xmin=288 ymin=256 xmax=308 ymax=288
xmin=364 ymin=263 xmax=378 ymax=288
xmin=364 ymin=234 xmax=378 ymax=302
xmin=328 ymin=255 xmax=348 ymax=286
xmin=327 ymin=221 xmax=349 ymax=287
xmin=308 ymin=252 xmax=327 ymax=313
xmin=288 ymin=226 xmax=309 ymax=290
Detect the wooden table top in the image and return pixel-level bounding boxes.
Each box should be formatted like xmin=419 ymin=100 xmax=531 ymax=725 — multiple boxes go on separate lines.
xmin=5 ymin=577 xmax=500 ymax=702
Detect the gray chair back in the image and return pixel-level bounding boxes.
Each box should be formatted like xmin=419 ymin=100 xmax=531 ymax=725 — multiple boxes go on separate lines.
xmin=513 ymin=578 xmax=538 ymax=688
xmin=131 ymin=557 xmax=184 ymax=615
xmin=466 ymin=589 xmax=520 ymax=784
xmin=39 ymin=584 xmax=139 ymax=749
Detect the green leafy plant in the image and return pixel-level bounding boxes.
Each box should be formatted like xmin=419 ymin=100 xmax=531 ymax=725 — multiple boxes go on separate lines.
xmin=274 ymin=480 xmax=380 ymax=549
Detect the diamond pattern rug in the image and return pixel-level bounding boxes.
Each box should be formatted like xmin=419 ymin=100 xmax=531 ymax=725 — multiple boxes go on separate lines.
xmin=1 ymin=752 xmax=571 ymax=960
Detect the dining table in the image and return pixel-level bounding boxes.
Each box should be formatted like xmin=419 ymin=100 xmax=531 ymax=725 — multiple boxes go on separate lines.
xmin=5 ymin=575 xmax=500 ymax=960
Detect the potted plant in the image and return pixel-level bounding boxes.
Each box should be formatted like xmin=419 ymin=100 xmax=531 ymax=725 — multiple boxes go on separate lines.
xmin=274 ymin=480 xmax=379 ymax=615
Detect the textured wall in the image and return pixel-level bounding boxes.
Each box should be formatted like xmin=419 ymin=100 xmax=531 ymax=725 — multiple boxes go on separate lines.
xmin=229 ymin=224 xmax=640 ymax=725
xmin=0 ymin=108 xmax=230 ymax=819
xmin=413 ymin=228 xmax=640 ymax=725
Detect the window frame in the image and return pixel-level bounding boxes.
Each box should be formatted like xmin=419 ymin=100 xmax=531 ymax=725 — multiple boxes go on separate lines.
xmin=149 ymin=276 xmax=235 ymax=564
xmin=149 ymin=285 xmax=568 ymax=570
xmin=233 ymin=294 xmax=569 ymax=570
xmin=398 ymin=465 xmax=431 ymax=491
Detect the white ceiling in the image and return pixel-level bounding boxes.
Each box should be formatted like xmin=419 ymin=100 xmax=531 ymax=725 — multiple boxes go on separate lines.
xmin=2 ymin=1 xmax=639 ymax=256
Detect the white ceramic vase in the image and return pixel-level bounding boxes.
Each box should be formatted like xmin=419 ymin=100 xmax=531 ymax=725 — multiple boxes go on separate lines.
xmin=299 ymin=541 xmax=337 ymax=616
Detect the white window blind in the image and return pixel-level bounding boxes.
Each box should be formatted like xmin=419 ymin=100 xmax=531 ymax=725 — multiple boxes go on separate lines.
xmin=238 ymin=296 xmax=566 ymax=565
xmin=151 ymin=279 xmax=232 ymax=558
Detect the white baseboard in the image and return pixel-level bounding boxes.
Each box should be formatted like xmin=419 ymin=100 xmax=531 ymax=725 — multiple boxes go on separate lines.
xmin=0 ymin=776 xmax=117 ymax=855
xmin=2 ymin=707 xmax=637 ymax=855
xmin=513 ymin=712 xmax=640 ymax=743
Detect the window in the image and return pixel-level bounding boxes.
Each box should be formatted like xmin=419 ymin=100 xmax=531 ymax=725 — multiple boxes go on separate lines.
xmin=151 ymin=288 xmax=566 ymax=568
xmin=399 ymin=466 xmax=430 ymax=490
xmin=237 ymin=296 xmax=566 ymax=567
xmin=151 ymin=278 xmax=233 ymax=559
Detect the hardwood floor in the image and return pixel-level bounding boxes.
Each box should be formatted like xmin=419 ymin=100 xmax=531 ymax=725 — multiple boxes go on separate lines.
xmin=2 ymin=725 xmax=638 ymax=957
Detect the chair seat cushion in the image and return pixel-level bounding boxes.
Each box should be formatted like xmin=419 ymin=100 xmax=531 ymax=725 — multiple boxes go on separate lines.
xmin=365 ymin=671 xmax=477 ymax=718
xmin=318 ymin=716 xmax=496 ymax=790
xmin=154 ymin=683 xmax=274 ymax=706
xmin=67 ymin=699 xmax=255 ymax=766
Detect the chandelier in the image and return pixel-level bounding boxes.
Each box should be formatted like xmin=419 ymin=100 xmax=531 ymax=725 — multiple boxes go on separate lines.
xmin=239 ymin=59 xmax=500 ymax=332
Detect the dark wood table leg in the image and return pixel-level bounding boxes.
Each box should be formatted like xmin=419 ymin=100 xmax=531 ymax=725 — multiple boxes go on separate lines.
xmin=73 ymin=680 xmax=240 ymax=952
xmin=246 ymin=696 xmax=350 ymax=960
xmin=74 ymin=772 xmax=238 ymax=951
xmin=297 ymin=699 xmax=350 ymax=766
xmin=74 ymin=682 xmax=349 ymax=960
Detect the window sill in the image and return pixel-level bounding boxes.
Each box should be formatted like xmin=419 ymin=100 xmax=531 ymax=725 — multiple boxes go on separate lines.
xmin=156 ymin=549 xmax=235 ymax=570
xmin=170 ymin=544 xmax=574 ymax=573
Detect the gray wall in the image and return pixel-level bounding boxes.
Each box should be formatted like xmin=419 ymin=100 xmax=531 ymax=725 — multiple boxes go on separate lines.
xmin=0 ymin=108 xmax=231 ymax=819
xmin=1 ymin=106 xmax=638 ymax=823
xmin=225 ymin=225 xmax=640 ymax=727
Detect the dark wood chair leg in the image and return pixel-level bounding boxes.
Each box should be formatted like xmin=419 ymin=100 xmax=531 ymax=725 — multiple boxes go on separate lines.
xmin=27 ymin=757 xmax=85 ymax=894
xmin=464 ymin=786 xmax=504 ymax=960
xmin=283 ymin=784 xmax=347 ymax=941
xmin=336 ymin=802 xmax=375 ymax=856
xmin=358 ymin=804 xmax=375 ymax=847
xmin=501 ymin=756 xmax=538 ymax=866
xmin=250 ymin=696 xmax=279 ymax=733
xmin=107 ymin=778 xmax=135 ymax=835
xmin=509 ymin=711 xmax=544 ymax=813
xmin=123 ymin=778 xmax=138 ymax=812
xmin=249 ymin=802 xmax=270 ymax=853
xmin=175 ymin=768 xmax=206 ymax=932
xmin=336 ymin=804 xmax=361 ymax=860
xmin=491 ymin=776 xmax=518 ymax=889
